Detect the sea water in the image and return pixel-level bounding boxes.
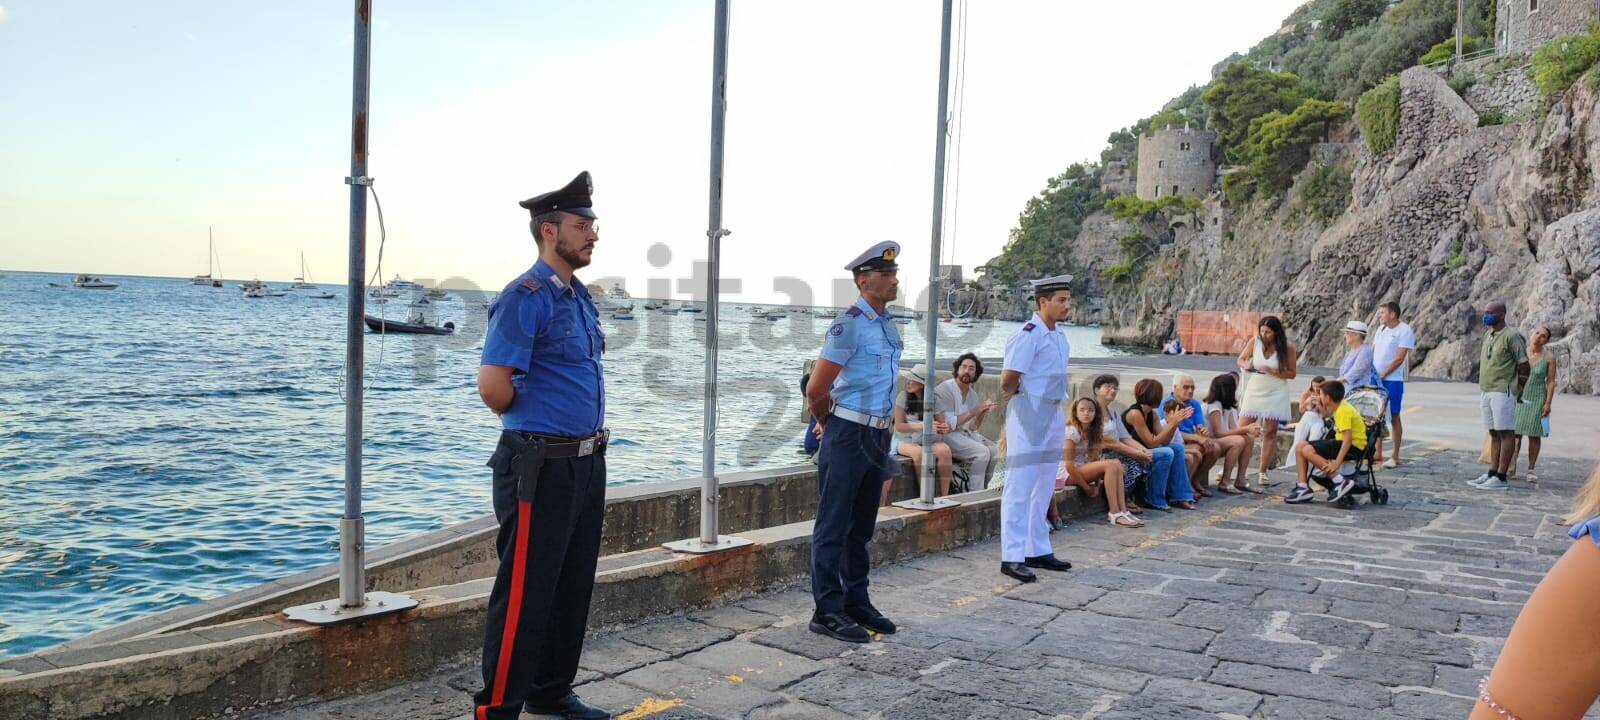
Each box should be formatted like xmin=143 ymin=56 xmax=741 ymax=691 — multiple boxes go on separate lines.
xmin=0 ymin=272 xmax=1126 ymax=656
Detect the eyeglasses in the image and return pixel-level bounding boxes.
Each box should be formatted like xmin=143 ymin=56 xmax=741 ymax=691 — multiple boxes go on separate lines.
xmin=558 ymin=220 xmax=599 ymax=235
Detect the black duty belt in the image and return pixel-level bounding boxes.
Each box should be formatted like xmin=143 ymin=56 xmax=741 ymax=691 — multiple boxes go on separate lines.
xmin=513 ymin=429 xmax=610 ymax=458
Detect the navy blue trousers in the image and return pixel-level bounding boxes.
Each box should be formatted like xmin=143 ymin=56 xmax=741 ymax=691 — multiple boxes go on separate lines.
xmin=811 ymin=417 xmax=893 ymax=614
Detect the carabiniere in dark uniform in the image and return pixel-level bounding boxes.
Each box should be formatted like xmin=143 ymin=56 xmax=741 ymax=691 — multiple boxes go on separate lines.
xmin=473 ymin=171 xmax=611 ymax=720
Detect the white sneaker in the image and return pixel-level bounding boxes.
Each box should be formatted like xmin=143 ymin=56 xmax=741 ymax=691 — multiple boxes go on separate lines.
xmin=1382 ymin=458 xmax=1397 ymax=469
xmin=1468 ymin=472 xmax=1491 ymax=487
xmin=1477 ymin=476 xmax=1509 ymax=491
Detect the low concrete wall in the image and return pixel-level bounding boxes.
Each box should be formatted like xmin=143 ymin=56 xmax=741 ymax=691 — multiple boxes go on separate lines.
xmin=0 ymin=484 xmax=1105 ymax=720
xmin=73 ymin=358 xmax=1287 ymax=650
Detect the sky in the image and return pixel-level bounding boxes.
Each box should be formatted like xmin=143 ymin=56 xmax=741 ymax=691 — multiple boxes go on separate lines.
xmin=0 ymin=0 xmax=1305 ymax=307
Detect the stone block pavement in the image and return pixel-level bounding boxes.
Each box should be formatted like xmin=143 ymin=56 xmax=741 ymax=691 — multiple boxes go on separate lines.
xmin=258 ymin=446 xmax=1600 ymax=719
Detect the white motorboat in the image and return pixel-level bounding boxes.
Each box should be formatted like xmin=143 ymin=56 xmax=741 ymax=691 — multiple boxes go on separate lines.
xmin=71 ymin=274 xmax=119 ymax=289
xmin=240 ymin=279 xmax=266 ymax=292
xmin=425 ymin=288 xmax=451 ymax=301
xmin=599 ymin=282 xmax=634 ymax=312
xmin=191 ymin=227 xmax=223 ymax=286
xmin=384 ymin=275 xmax=423 ymax=291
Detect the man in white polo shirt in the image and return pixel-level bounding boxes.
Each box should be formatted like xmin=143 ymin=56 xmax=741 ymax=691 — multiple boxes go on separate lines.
xmin=1372 ymin=302 xmax=1416 ymax=468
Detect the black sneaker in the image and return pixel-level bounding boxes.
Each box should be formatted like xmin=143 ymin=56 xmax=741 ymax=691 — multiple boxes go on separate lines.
xmin=1285 ymin=486 xmax=1315 ymax=504
xmin=845 ymin=604 xmax=897 ymax=634
xmin=809 ymin=612 xmax=870 ymax=643
xmin=1329 ymin=476 xmax=1357 ymax=503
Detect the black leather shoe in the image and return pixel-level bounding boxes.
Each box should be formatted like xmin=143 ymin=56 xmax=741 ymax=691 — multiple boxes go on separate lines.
xmin=1001 ymin=561 xmax=1037 ymax=583
xmin=809 ymin=612 xmax=870 ymax=643
xmin=525 ymin=692 xmax=611 ymax=719
xmin=1024 ymin=554 xmax=1073 ymax=572
xmin=845 ymin=604 xmax=897 ymax=634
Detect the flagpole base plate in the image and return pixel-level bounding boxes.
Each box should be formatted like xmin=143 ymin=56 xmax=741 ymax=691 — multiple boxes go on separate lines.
xmin=892 ymin=497 xmax=961 ymax=512
xmin=663 ymin=535 xmax=755 ymax=554
xmin=283 ymin=591 xmax=418 ymax=625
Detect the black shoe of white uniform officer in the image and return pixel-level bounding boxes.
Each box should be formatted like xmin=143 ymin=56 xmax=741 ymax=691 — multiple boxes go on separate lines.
xmin=809 ymin=612 xmax=870 ymax=643
xmin=524 ymin=692 xmax=610 ymax=720
xmin=1024 ymin=554 xmax=1073 ymax=572
xmin=1285 ymin=485 xmax=1315 ymax=504
xmin=1000 ymin=561 xmax=1037 ymax=583
xmin=846 ymin=603 xmax=897 ymax=634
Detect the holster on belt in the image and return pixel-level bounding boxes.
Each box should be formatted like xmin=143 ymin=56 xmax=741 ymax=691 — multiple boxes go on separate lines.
xmin=500 ymin=431 xmax=547 ymax=502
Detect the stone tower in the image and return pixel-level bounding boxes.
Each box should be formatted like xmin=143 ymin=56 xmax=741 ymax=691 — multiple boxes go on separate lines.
xmin=1135 ymin=125 xmax=1218 ymax=201
xmin=1495 ymin=0 xmax=1600 ymax=55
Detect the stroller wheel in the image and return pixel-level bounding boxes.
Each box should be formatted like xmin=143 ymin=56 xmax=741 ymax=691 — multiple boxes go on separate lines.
xmin=1376 ymin=488 xmax=1390 ymax=505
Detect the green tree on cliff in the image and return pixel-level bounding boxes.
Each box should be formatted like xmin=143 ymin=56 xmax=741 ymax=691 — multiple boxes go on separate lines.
xmin=1322 ymin=0 xmax=1389 ymax=40
xmin=1203 ymin=62 xmax=1309 ymax=163
xmin=1225 ymin=99 xmax=1352 ymax=203
xmin=982 ymin=164 xmax=1104 ymax=287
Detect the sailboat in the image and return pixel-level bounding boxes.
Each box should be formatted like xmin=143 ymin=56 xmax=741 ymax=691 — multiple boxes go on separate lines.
xmin=190 ymin=227 xmax=223 ymax=287
xmin=290 ymin=251 xmax=317 ymax=290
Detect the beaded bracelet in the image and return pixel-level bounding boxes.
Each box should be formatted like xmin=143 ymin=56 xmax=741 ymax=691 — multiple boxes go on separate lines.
xmin=1478 ymin=677 xmax=1523 ymax=720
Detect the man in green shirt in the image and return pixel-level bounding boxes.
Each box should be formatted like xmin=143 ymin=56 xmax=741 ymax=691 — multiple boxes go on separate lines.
xmin=1472 ymin=301 xmax=1530 ymax=491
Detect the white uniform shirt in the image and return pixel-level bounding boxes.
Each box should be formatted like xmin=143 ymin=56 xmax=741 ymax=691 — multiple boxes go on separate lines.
xmin=1002 ymin=313 xmax=1071 ymax=407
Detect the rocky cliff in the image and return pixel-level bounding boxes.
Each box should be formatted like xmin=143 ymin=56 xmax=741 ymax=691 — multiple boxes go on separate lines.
xmin=1079 ymin=67 xmax=1600 ymax=394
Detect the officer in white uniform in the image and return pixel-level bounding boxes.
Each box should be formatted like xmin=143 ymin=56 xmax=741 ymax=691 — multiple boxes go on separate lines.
xmin=998 ymin=275 xmax=1076 ymax=583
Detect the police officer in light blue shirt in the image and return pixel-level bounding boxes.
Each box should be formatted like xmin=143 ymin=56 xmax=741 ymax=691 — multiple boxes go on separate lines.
xmin=473 ymin=171 xmax=612 ymax=720
xmin=803 ymin=240 xmax=904 ymax=644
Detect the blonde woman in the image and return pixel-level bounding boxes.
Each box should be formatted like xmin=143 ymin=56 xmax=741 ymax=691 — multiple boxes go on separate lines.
xmin=1472 ymin=463 xmax=1600 ymax=719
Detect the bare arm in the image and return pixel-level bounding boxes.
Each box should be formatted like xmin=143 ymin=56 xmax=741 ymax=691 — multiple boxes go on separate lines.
xmin=1125 ymin=407 xmax=1180 ymax=447
xmin=1544 ymin=356 xmax=1558 ymax=415
xmin=1236 ymin=343 xmax=1253 ymax=370
xmin=1379 ymin=346 xmax=1409 ymax=379
xmin=1000 ymin=370 xmax=1022 ymax=399
xmin=805 ymin=360 xmax=844 ymax=427
xmin=1278 ymin=344 xmax=1298 ymax=380
xmin=477 ymin=365 xmax=516 ymax=415
xmin=1472 ymin=539 xmax=1600 ymax=719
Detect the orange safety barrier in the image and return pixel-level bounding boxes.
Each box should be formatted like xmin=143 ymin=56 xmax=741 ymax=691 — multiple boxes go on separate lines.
xmin=1176 ymin=311 xmax=1277 ymax=356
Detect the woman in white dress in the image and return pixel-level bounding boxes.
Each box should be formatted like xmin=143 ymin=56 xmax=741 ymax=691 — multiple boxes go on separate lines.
xmin=1237 ymin=316 xmax=1297 ymax=487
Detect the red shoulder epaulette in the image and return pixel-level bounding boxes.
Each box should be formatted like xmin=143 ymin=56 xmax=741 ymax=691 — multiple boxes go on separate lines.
xmin=519 ymin=279 xmax=542 ymax=293
xmin=1022 ymin=322 xmax=1035 ymax=331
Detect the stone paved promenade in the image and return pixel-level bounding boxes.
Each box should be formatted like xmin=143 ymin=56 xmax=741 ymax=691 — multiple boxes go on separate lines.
xmin=261 ymin=446 xmax=1598 ymax=719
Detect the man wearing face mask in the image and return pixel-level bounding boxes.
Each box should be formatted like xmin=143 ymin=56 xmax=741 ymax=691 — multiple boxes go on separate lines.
xmin=934 ymin=352 xmax=1000 ymax=491
xmin=1471 ymin=301 xmax=1529 ymax=492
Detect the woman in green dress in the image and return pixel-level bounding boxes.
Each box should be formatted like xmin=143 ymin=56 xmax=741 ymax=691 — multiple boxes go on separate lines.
xmin=1514 ymin=326 xmax=1558 ymax=483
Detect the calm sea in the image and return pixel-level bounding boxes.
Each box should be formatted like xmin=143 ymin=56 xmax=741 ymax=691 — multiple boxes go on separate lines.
xmin=0 ymin=271 xmax=1126 ymax=657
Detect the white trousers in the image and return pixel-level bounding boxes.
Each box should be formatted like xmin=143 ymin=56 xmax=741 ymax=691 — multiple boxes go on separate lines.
xmin=944 ymin=429 xmax=998 ymax=489
xmin=1002 ymin=409 xmax=1063 ymax=563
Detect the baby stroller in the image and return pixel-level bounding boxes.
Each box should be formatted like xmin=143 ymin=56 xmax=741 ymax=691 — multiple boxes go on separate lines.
xmin=1308 ymin=386 xmax=1391 ymax=507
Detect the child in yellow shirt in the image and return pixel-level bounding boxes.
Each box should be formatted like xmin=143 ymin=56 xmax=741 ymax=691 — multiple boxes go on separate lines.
xmin=1286 ymin=379 xmax=1365 ymax=504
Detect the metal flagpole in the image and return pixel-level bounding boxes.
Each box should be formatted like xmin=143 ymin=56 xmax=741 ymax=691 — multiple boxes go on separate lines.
xmin=665 ymin=0 xmax=752 ymax=554
xmin=895 ymin=0 xmax=959 ymax=512
xmin=285 ymin=0 xmax=415 ymax=624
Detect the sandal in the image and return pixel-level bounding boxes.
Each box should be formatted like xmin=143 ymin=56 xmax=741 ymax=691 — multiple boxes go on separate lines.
xmin=1110 ymin=512 xmax=1144 ymax=528
xmin=1172 ymin=501 xmax=1196 ymax=510
xmin=1217 ymin=485 xmax=1243 ymax=495
xmin=1257 ymin=471 xmax=1281 ymax=487
xmin=1126 ymin=506 xmax=1144 ymax=515
xmin=1239 ymin=485 xmax=1266 ymax=494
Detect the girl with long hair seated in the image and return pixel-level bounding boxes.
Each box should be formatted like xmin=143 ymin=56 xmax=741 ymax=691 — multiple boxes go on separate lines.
xmin=1060 ymin=398 xmax=1142 ymax=528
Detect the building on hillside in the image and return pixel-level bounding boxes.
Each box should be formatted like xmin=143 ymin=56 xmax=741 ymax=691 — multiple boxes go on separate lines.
xmin=1495 ymin=0 xmax=1600 ymax=55
xmin=1135 ymin=125 xmax=1219 ymax=201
